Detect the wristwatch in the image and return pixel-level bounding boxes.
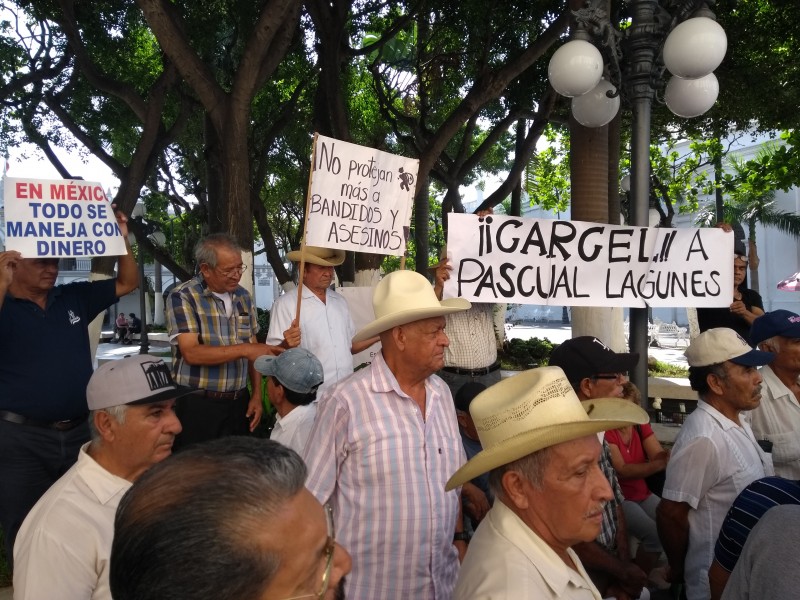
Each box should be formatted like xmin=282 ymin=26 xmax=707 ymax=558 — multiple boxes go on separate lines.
xmin=453 ymin=531 xmax=471 ymax=543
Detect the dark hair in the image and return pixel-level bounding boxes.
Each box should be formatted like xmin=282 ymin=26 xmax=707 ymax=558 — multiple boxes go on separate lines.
xmin=688 ymin=363 xmax=727 ymax=396
xmin=272 ymin=376 xmax=317 ymax=406
xmin=110 ymin=437 xmax=307 ymax=600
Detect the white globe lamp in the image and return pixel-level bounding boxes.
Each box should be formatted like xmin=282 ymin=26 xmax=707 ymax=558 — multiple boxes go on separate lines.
xmin=548 ymin=40 xmax=604 ymax=97
xmin=571 ymin=79 xmax=620 ymax=127
xmin=663 ymin=17 xmax=727 ymax=79
xmin=665 ymin=73 xmax=719 ymax=118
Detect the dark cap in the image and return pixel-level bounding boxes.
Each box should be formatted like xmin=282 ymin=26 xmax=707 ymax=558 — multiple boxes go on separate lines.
xmin=548 ymin=336 xmax=639 ymax=386
xmin=750 ymin=310 xmax=800 ymax=346
xmin=454 ymin=382 xmax=486 ymax=413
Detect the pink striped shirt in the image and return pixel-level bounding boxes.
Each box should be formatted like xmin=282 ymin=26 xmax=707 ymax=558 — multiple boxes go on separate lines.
xmin=303 ymin=351 xmax=465 ymax=600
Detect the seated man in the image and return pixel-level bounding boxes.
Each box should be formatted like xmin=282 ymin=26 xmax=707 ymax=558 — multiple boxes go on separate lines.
xmin=13 ymin=355 xmax=188 ymax=600
xmin=110 ymin=437 xmax=352 ymax=600
xmin=254 ymin=347 xmax=324 ymax=454
xmin=448 ymin=366 xmax=648 ymax=599
xmin=126 ymin=313 xmax=141 ymax=341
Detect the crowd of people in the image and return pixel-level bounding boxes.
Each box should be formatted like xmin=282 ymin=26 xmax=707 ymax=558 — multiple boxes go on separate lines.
xmin=1 ymin=228 xmax=799 ymax=600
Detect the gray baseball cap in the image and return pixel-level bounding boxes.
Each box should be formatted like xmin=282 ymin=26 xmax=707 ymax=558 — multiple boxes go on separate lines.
xmin=254 ymin=348 xmax=324 ymax=394
xmin=87 ymin=355 xmax=194 ymax=411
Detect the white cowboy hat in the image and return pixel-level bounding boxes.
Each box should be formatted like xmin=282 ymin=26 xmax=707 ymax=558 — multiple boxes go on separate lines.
xmin=285 ymin=245 xmax=345 ymax=267
xmin=352 ymin=270 xmax=471 ymax=343
xmin=445 ymin=366 xmax=648 ymax=490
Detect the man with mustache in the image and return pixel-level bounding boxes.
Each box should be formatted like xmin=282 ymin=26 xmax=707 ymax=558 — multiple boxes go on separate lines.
xmin=13 ymin=356 xmax=187 ymax=599
xmin=448 ymin=366 xmax=648 ymax=599
xmin=657 ymin=328 xmax=775 ymax=600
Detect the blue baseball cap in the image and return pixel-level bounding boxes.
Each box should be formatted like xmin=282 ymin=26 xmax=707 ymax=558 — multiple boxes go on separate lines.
xmin=254 ymin=348 xmax=324 ymax=394
xmin=750 ymin=310 xmax=800 ymax=346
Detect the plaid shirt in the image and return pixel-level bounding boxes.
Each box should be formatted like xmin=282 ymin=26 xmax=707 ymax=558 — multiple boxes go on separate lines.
xmin=166 ymin=275 xmax=257 ymax=392
xmin=597 ymin=440 xmax=625 ymax=550
xmin=443 ymin=303 xmax=498 ymax=369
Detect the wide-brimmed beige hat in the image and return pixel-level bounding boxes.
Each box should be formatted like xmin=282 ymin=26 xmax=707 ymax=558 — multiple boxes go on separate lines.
xmin=285 ymin=245 xmax=345 ymax=267
xmin=352 ymin=270 xmax=471 ymax=342
xmin=445 ymin=366 xmax=648 ymax=490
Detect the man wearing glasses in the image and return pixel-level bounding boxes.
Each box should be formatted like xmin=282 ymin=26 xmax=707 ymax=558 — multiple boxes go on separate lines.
xmin=166 ymin=233 xmax=281 ymax=448
xmin=549 ymin=336 xmax=649 ymax=600
xmin=110 ymin=437 xmax=351 ymax=600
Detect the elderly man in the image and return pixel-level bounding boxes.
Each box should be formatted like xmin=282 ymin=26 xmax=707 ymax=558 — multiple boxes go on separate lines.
xmin=303 ymin=269 xmax=470 ymax=599
xmin=549 ymin=336 xmax=651 ymax=600
xmin=657 ymin=328 xmax=774 ymax=600
xmin=254 ymin=347 xmax=325 ymax=454
xmin=13 ymin=355 xmax=186 ymax=599
xmin=448 ymin=366 xmax=648 ymax=598
xmin=747 ymin=309 xmax=800 ymax=478
xmin=267 ymin=245 xmax=378 ymax=392
xmin=0 ymin=207 xmax=138 ymax=565
xmin=110 ymin=437 xmax=352 ymax=600
xmin=166 ymin=233 xmax=280 ymax=448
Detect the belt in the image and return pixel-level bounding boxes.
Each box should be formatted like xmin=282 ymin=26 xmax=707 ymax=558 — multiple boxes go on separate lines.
xmin=201 ymin=387 xmax=249 ymax=401
xmin=0 ymin=410 xmax=88 ymax=431
xmin=442 ymin=362 xmax=501 ymax=377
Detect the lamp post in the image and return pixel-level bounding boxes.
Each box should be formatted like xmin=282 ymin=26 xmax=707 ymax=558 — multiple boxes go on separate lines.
xmin=129 ymin=203 xmax=165 ymax=355
xmin=548 ymin=0 xmax=727 ymax=403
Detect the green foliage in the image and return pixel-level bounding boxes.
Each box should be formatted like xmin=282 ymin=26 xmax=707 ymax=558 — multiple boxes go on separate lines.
xmin=499 ymin=337 xmax=557 ymax=370
xmin=524 ymin=125 xmax=570 ymax=213
xmin=256 ymin=307 xmax=270 ymax=343
xmin=648 ymin=359 xmax=688 ymax=379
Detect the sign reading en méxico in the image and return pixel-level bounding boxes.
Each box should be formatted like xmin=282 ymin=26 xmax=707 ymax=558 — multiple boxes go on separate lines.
xmin=3 ymin=177 xmax=127 ymax=258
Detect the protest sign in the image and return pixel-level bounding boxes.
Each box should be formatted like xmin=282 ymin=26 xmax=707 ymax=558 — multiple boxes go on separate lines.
xmin=3 ymin=177 xmax=127 ymax=258
xmin=305 ymin=135 xmax=416 ymax=257
xmin=443 ymin=212 xmax=733 ymax=308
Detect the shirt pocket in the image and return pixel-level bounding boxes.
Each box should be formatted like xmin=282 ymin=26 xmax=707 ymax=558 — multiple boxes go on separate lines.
xmin=237 ymin=314 xmax=252 ymax=342
xmin=767 ymin=430 xmax=800 ymax=465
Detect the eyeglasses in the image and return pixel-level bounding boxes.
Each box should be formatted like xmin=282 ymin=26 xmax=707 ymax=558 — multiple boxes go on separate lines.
xmin=592 ymin=373 xmax=626 ymax=382
xmin=214 ymin=264 xmax=247 ymax=278
xmin=279 ymin=503 xmax=336 ymax=600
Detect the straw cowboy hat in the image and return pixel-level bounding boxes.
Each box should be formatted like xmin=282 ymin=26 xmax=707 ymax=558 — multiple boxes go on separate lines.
xmin=352 ymin=270 xmax=471 ymax=343
xmin=285 ymin=245 xmax=345 ymax=267
xmin=445 ymin=366 xmax=648 ymax=490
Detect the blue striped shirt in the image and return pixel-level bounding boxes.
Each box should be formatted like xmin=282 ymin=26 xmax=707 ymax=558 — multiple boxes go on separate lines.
xmin=714 ymin=476 xmax=800 ymax=572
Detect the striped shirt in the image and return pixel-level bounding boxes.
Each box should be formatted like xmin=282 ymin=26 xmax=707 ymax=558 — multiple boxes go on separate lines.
xmin=444 ymin=303 xmax=497 ymax=370
xmin=714 ymin=476 xmax=800 ymax=572
xmin=303 ymin=351 xmax=465 ymax=600
xmin=166 ymin=276 xmax=257 ymax=392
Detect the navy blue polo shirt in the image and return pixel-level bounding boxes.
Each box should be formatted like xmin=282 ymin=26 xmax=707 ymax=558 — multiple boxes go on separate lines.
xmin=0 ymin=279 xmax=117 ymax=420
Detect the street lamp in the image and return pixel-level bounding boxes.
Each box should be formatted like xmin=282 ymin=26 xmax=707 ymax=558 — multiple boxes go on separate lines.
xmin=548 ymin=0 xmax=727 ymax=403
xmin=129 ymin=203 xmax=165 ymax=355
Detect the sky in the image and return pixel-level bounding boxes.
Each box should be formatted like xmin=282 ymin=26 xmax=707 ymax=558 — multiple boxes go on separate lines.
xmin=5 ymin=143 xmax=118 ymax=191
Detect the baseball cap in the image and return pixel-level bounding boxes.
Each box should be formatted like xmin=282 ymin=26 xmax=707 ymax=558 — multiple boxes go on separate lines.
xmin=750 ymin=310 xmax=800 ymax=346
xmin=454 ymin=382 xmax=486 ymax=413
xmin=684 ymin=328 xmax=774 ymax=368
xmin=87 ymin=355 xmax=194 ymax=411
xmin=254 ymin=348 xmax=324 ymax=394
xmin=548 ymin=336 xmax=639 ymax=385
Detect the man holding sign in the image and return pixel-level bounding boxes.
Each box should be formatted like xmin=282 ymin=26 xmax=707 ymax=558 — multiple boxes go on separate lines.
xmin=0 ymin=206 xmax=138 ymax=568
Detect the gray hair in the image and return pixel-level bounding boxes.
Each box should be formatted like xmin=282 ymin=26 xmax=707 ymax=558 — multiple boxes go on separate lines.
xmin=194 ymin=233 xmax=242 ymax=268
xmin=88 ymin=405 xmax=129 ymax=444
xmin=110 ymin=437 xmax=307 ymax=600
xmin=488 ymin=446 xmax=553 ymax=499
xmin=759 ymin=336 xmax=782 ymax=353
